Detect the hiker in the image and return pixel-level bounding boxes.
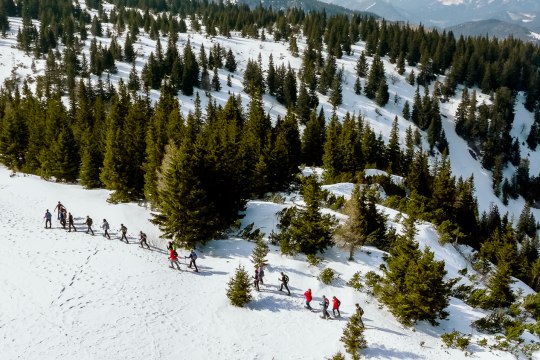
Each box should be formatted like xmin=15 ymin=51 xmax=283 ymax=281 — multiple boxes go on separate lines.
xmin=304 ymin=288 xmax=313 ymax=310
xmin=139 ymin=231 xmax=150 ymax=249
xmin=85 ymin=216 xmax=94 ymax=235
xmin=186 ymin=249 xmax=199 ymax=272
xmin=279 ymin=272 xmax=290 ymax=295
xmin=257 ymin=265 xmax=265 ymax=285
xmin=68 ymin=212 xmax=77 ymax=232
xmin=60 ymin=209 xmax=67 ymax=229
xmin=120 ymin=224 xmax=128 ymax=243
xmin=320 ymin=295 xmax=330 ymax=320
xmin=355 ymin=303 xmax=365 ymax=327
xmin=253 ymin=269 xmax=260 ymax=291
xmin=59 ymin=210 xmax=66 ymax=229
xmin=101 ymin=219 xmax=111 ymax=239
xmin=44 ymin=209 xmax=52 ymax=229
xmin=332 ymin=296 xmax=341 ymax=317
xmin=54 ymin=201 xmax=65 ymax=220
xmin=169 ymin=247 xmax=181 ymax=270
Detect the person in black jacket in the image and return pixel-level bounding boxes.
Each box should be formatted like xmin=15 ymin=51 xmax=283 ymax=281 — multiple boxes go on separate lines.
xmin=253 ymin=269 xmax=260 ymax=291
xmin=68 ymin=212 xmax=77 ymax=232
xmin=320 ymin=295 xmax=330 ymax=320
xmin=279 ymin=272 xmax=290 ymax=295
xmin=85 ymin=216 xmax=94 ymax=235
xmin=139 ymin=231 xmax=150 ymax=249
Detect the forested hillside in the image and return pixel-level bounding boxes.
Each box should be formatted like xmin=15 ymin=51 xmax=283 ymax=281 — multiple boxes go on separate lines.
xmin=0 ymin=1 xmax=540 ymax=357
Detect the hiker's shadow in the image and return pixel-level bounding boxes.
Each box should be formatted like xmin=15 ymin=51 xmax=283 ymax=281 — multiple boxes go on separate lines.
xmin=192 ymin=265 xmax=227 ymax=276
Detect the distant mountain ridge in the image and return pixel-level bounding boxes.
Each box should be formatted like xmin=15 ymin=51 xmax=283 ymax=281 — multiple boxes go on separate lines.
xmin=238 ymin=0 xmax=378 ymax=16
xmin=447 ymin=19 xmax=540 ymax=44
xmin=315 ymin=0 xmax=540 ymax=35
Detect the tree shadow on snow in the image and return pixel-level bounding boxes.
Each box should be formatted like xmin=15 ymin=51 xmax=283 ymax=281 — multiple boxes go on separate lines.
xmin=363 ymin=344 xmax=421 ymax=359
xmin=248 ymin=293 xmax=303 ymax=313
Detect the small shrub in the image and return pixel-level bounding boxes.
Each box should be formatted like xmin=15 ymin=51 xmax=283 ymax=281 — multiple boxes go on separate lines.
xmin=347 ymin=272 xmax=364 ymax=291
xmin=508 ymin=302 xmax=522 ymax=318
xmin=523 ymin=293 xmax=540 ymax=320
xmin=319 ymin=268 xmax=335 ymax=285
xmin=466 ymin=288 xmax=490 ymax=308
xmin=327 ymin=351 xmax=346 ymax=360
xmin=307 ymin=253 xmax=323 ymax=266
xmin=458 ymin=268 xmax=468 ymax=276
xmin=441 ymin=331 xmax=470 ymax=351
xmin=477 ymin=338 xmax=488 ymax=347
xmin=240 ymin=223 xmax=263 ymax=241
xmin=504 ymin=320 xmax=524 ymax=342
xmin=365 ymin=271 xmax=381 ymax=289
xmin=472 ymin=311 xmax=511 ymax=334
xmin=451 ymin=284 xmax=473 ymax=301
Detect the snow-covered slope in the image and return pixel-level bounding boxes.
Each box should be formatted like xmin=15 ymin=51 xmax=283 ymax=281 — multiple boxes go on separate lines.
xmin=0 ymin=165 xmax=534 ymax=359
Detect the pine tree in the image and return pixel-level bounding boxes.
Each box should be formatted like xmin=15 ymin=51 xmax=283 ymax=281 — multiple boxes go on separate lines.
xmin=340 ymin=309 xmax=368 ymax=360
xmin=226 ymin=265 xmax=253 ymax=307
xmin=354 ymin=77 xmax=362 ymax=95
xmin=380 ymin=217 xmax=450 ymax=325
xmin=211 ymin=66 xmax=221 ymax=91
xmin=276 ymin=175 xmax=337 ymax=255
xmin=334 ymin=185 xmax=387 ymax=260
xmin=402 ymin=101 xmax=411 ymax=120
xmin=225 ymin=48 xmax=237 ymax=72
xmin=250 ymin=237 xmax=269 ymax=268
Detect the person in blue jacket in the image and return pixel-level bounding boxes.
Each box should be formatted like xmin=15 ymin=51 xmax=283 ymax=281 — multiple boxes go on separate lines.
xmin=186 ymin=249 xmax=199 ymax=272
xmin=44 ymin=209 xmax=52 ymax=229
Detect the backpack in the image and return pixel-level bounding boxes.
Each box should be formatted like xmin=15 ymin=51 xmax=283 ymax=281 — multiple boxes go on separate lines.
xmin=88 ymin=217 xmax=93 ymax=225
xmin=324 ymin=298 xmax=329 ymax=306
xmin=358 ymin=306 xmax=364 ymax=316
xmin=283 ymin=274 xmax=289 ymax=283
xmin=337 ymin=299 xmax=341 ymax=306
xmin=173 ymin=250 xmax=178 ymax=258
xmin=191 ymin=252 xmax=197 ymax=260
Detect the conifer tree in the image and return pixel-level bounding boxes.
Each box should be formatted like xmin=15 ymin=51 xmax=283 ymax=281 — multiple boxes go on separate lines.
xmin=0 ymin=104 xmax=28 ymax=170
xmin=211 ymin=66 xmax=221 ymax=91
xmin=402 ymin=101 xmax=411 ymax=120
xmin=267 ymin=54 xmax=277 ymax=96
xmin=301 ymin=110 xmax=325 ymax=166
xmin=355 ymin=51 xmax=368 ymax=77
xmin=354 ymin=77 xmax=362 ymax=95
xmin=322 ymin=113 xmax=342 ymax=182
xmin=276 ymin=175 xmax=337 ymax=255
xmin=226 ymin=265 xmax=253 ymax=307
xmin=380 ymin=216 xmax=450 ymax=325
xmin=341 ymin=309 xmax=368 ymax=360
xmin=225 ymin=48 xmax=237 ymax=72
xmin=334 ymin=185 xmax=387 ymax=260
xmin=250 ymin=236 xmax=269 ymax=268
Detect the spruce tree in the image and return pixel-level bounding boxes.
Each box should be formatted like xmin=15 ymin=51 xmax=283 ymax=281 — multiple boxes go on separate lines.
xmin=334 ymin=185 xmax=386 ymax=260
xmin=211 ymin=66 xmax=221 ymax=91
xmin=380 ymin=217 xmax=450 ymax=325
xmin=226 ymin=265 xmax=253 ymax=307
xmin=277 ymin=175 xmax=337 ymax=255
xmin=250 ymin=237 xmax=269 ymax=268
xmin=341 ymin=309 xmax=368 ymax=360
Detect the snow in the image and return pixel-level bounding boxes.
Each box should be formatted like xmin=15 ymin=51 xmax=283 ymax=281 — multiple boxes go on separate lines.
xmin=1 ymin=165 xmax=538 ymax=359
xmin=0 ymin=6 xmax=540 ymax=359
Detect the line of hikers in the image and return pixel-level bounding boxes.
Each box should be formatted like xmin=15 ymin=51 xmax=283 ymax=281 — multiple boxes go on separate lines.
xmin=45 ymin=201 xmax=200 ymax=273
xmin=252 ymin=267 xmax=291 ymax=295
xmin=167 ymin=241 xmax=199 ymax=272
xmin=304 ymin=288 xmax=364 ymax=323
xmin=44 ymin=201 xmax=150 ymax=249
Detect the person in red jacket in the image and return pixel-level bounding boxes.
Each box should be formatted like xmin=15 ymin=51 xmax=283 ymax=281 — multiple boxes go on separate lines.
xmin=169 ymin=248 xmax=181 ymax=270
xmin=304 ymin=289 xmax=313 ymax=310
xmin=332 ymin=296 xmax=341 ymax=317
